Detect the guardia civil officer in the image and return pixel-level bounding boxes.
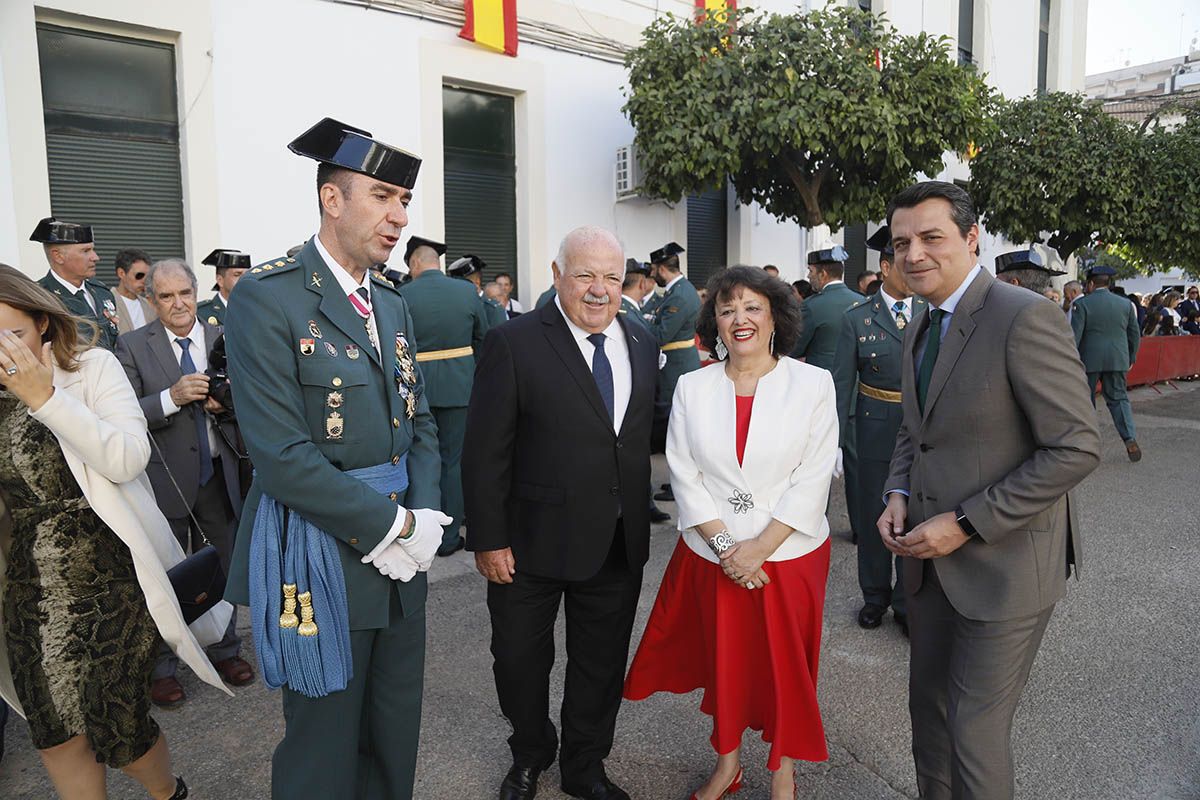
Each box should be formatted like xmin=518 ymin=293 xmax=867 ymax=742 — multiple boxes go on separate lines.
xmin=993 ymin=247 xmax=1065 ymax=296
xmin=647 ymin=242 xmax=701 ymax=503
xmin=831 ymin=226 xmax=925 ymax=634
xmin=791 ymin=245 xmax=863 ymax=370
xmin=197 ymin=249 xmax=251 ymax=325
xmin=449 ymin=253 xmax=508 ymax=328
xmin=398 ymin=235 xmax=491 ymax=556
xmin=31 ymin=217 xmax=120 ymax=350
xmin=222 ymin=118 xmax=448 ymax=800
xmin=1071 ymin=263 xmax=1143 ymax=462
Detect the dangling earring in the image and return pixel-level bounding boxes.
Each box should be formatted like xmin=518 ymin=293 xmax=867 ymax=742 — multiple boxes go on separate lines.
xmin=714 ymin=338 xmax=728 ymax=360
xmin=769 ymin=330 xmax=776 ymax=355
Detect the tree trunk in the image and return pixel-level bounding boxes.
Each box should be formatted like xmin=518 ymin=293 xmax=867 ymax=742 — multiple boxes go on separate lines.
xmin=781 ymin=156 xmax=825 ymax=227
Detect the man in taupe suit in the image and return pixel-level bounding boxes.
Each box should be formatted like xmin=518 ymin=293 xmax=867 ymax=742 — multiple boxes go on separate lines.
xmin=877 ymin=182 xmax=1101 ymax=800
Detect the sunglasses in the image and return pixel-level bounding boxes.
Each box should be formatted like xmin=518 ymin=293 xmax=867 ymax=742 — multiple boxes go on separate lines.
xmin=132 ymin=272 xmax=146 ymax=280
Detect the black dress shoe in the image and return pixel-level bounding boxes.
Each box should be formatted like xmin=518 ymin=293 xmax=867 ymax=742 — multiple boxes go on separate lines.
xmin=895 ymin=612 xmax=909 ymax=638
xmin=500 ymin=763 xmax=546 ymax=800
xmin=1125 ymin=439 xmax=1142 ymax=462
xmin=653 ymin=485 xmax=675 ymax=502
xmin=437 ymin=536 xmax=465 ymax=557
xmin=562 ymin=777 xmax=631 ymax=800
xmin=857 ymin=602 xmax=886 ymax=629
xmin=649 ymin=504 xmax=671 ymax=523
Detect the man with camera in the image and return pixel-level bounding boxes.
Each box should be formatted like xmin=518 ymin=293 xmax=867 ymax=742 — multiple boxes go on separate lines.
xmin=114 ymin=257 xmax=254 ymax=708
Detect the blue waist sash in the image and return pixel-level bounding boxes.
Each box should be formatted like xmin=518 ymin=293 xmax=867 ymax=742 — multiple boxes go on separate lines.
xmin=249 ymin=458 xmax=409 ymax=698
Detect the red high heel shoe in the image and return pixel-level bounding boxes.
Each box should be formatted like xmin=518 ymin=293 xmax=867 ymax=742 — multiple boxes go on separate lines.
xmin=688 ymin=767 xmax=744 ymax=800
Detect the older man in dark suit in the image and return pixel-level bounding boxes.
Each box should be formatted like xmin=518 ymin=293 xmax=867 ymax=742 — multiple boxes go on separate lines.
xmin=464 ymin=226 xmax=658 ymax=800
xmin=878 ymin=182 xmax=1101 ymax=800
xmin=115 ymin=257 xmax=253 ymax=706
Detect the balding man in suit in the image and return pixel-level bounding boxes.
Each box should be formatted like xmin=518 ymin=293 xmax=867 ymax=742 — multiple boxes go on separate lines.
xmin=878 ymin=182 xmax=1100 ymax=800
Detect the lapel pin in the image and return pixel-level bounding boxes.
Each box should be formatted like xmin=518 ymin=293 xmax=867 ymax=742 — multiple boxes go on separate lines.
xmin=346 ymin=344 xmax=360 ymax=360
xmin=309 ymin=320 xmax=322 ymax=339
xmin=299 ymin=338 xmax=315 ymax=356
xmin=311 ymin=273 xmax=322 ymax=288
xmin=324 ymin=341 xmax=338 ymax=357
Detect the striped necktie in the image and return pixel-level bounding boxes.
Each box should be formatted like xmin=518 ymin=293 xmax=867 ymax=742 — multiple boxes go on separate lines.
xmin=348 ymin=287 xmax=378 ymax=350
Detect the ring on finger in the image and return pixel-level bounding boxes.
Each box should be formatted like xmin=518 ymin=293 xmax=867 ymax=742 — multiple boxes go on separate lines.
xmin=745 ymin=580 xmax=756 ymax=589
xmin=4 ymin=366 xmax=16 ymax=376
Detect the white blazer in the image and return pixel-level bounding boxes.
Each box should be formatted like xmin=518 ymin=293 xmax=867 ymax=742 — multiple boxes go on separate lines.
xmin=667 ymin=358 xmax=839 ymax=564
xmin=0 ymin=348 xmax=232 ymax=716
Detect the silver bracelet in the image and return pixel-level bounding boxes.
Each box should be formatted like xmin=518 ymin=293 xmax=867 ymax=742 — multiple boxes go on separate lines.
xmin=706 ymin=529 xmax=736 ymax=556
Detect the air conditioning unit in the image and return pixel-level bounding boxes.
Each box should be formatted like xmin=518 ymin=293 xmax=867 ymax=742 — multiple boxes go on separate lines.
xmin=615 ymin=143 xmax=645 ymax=201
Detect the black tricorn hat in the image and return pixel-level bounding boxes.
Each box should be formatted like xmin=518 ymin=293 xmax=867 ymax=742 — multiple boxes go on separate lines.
xmin=807 ymin=245 xmax=849 ymax=265
xmin=30 ymin=216 xmax=93 ymax=245
xmin=202 ymin=249 xmax=252 ymax=270
xmin=289 ymin=117 xmax=422 ymax=189
xmin=404 ymin=236 xmax=447 ymax=265
xmin=650 ymin=242 xmax=684 ymax=264
xmin=994 ymin=248 xmax=1066 ymax=276
xmin=625 ymin=257 xmax=651 ymax=276
xmin=447 ymin=254 xmax=487 ymax=278
xmin=866 ymin=226 xmax=893 ymax=256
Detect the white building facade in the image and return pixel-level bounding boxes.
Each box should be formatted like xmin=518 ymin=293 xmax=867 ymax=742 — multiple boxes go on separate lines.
xmin=0 ymin=0 xmax=1088 ymax=305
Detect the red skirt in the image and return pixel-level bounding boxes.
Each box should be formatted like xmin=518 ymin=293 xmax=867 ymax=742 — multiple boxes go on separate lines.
xmin=623 ymin=537 xmax=831 ymax=769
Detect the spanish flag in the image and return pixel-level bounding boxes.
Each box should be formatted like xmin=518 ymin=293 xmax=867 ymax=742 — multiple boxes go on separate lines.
xmin=460 ymin=0 xmax=519 ymax=57
xmin=695 ymin=0 xmax=736 ymax=22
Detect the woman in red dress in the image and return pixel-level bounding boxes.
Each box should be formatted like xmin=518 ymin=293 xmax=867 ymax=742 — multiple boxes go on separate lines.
xmin=625 ymin=266 xmax=839 ymax=800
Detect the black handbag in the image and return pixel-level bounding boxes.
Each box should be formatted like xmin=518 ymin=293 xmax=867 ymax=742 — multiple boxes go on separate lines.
xmin=149 ymin=432 xmax=229 ymax=625
xmin=168 ymin=544 xmax=226 ymax=624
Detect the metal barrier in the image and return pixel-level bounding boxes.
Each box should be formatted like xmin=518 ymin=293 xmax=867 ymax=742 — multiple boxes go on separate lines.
xmin=1127 ymin=336 xmax=1200 ymax=387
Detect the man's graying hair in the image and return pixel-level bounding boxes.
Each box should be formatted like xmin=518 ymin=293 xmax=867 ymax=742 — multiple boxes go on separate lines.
xmin=554 ymin=226 xmax=625 ymax=278
xmin=1002 ymin=269 xmax=1054 ymax=296
xmin=886 ymin=180 xmax=977 ymax=237
xmin=146 ymin=258 xmax=198 ymax=297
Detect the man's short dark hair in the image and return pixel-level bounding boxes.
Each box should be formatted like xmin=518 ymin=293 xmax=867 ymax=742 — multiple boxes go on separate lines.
xmin=697 ymin=266 xmax=803 ymax=358
xmin=1003 ymin=269 xmax=1053 ymax=295
xmin=622 ymin=272 xmax=641 ymax=291
xmin=763 ymin=264 xmax=779 ymax=274
xmin=813 ymin=261 xmax=845 ymax=280
xmin=793 ymin=279 xmax=814 ymax=299
xmin=864 ymin=278 xmax=883 ymax=295
xmin=114 ymin=248 xmax=152 ymax=275
xmin=316 ymin=163 xmax=355 ymax=216
xmin=886 ymin=180 xmax=977 ymax=237
xmin=656 ymin=255 xmax=681 ymax=273
xmin=496 ymin=271 xmax=513 ymax=282
xmin=1090 ymin=274 xmax=1112 ymax=288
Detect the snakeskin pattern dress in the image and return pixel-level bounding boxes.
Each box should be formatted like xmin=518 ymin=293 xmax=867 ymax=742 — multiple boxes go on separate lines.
xmin=0 ymin=388 xmax=160 ymax=767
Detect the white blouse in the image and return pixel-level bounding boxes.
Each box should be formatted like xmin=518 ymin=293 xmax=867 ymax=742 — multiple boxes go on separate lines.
xmin=666 ymin=358 xmax=839 ymax=564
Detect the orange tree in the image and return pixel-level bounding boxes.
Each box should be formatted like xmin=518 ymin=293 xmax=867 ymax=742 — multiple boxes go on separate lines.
xmin=623 ymin=6 xmax=994 ymax=230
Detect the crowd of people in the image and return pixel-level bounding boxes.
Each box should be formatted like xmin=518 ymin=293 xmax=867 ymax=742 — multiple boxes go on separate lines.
xmin=0 ymin=117 xmax=1166 ymax=800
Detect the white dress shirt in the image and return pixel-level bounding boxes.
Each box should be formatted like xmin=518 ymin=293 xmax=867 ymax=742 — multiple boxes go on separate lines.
xmin=314 ymin=234 xmax=382 ymax=359
xmin=879 ymin=288 xmax=912 ymax=327
xmin=118 ymin=293 xmax=148 ymax=329
xmin=157 ymin=319 xmax=219 ymax=454
xmin=554 ymin=296 xmax=633 ymax=433
xmin=50 ymin=269 xmax=96 ymax=312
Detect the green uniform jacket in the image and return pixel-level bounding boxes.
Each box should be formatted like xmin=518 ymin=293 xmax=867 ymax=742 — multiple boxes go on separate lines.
xmin=397 ymin=270 xmax=490 ymax=408
xmin=535 ymin=286 xmax=557 ymax=309
xmin=480 ymin=292 xmax=508 ymax=328
xmin=641 ymin=291 xmax=664 ymax=318
xmin=1070 ymin=288 xmax=1141 ymax=372
xmin=196 ymin=294 xmax=227 ymax=326
xmin=793 ymin=281 xmax=863 ymax=371
xmin=619 ymin=296 xmax=650 ymax=333
xmin=831 ymin=293 xmax=927 ymax=460
xmin=649 ymin=276 xmax=702 ymax=399
xmin=222 ymin=241 xmax=441 ymax=628
xmin=38 ymin=273 xmax=120 ymax=351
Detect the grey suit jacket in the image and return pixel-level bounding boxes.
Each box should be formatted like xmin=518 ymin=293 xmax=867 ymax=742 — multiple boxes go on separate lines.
xmin=113 ymin=293 xmax=156 ymax=334
xmin=115 ymin=318 xmax=243 ymax=521
xmin=885 ymin=271 xmax=1100 ymax=622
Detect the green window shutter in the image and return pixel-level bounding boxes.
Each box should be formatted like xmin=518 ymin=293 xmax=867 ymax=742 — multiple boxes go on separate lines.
xmin=686 ymin=187 xmax=728 ymax=290
xmin=442 ymin=87 xmax=518 ymax=291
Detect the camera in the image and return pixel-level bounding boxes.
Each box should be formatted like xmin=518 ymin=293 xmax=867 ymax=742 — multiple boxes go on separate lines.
xmin=206 ymin=333 xmax=235 ymax=416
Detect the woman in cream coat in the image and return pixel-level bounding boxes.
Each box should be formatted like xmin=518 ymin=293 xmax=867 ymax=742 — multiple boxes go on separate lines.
xmin=0 ymin=264 xmax=230 ymax=799
xmin=625 ymin=267 xmax=838 ymax=800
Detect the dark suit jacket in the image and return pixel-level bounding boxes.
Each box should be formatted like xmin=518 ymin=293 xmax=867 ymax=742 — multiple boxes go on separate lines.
xmin=114 ymin=318 xmax=243 ymax=521
xmin=462 ymin=302 xmax=658 ymax=581
xmin=885 ymin=271 xmax=1101 ymax=621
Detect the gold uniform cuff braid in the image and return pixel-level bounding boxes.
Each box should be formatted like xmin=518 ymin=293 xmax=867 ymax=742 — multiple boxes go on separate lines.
xmin=706 ymin=529 xmax=736 ymax=556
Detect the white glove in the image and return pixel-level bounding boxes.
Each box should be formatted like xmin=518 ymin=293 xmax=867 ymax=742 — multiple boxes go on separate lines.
xmin=395 ymin=508 xmax=453 ymax=566
xmin=368 ymin=541 xmax=421 ymax=582
xmin=833 ymin=448 xmax=844 ymax=479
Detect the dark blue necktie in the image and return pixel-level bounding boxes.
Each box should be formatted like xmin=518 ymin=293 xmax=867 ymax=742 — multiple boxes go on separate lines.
xmin=178 ymin=338 xmax=214 ymax=485
xmin=587 ymin=333 xmax=615 ymax=423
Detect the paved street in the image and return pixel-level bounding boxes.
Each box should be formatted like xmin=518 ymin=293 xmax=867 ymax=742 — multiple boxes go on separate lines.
xmin=2 ymin=381 xmax=1198 ymax=799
